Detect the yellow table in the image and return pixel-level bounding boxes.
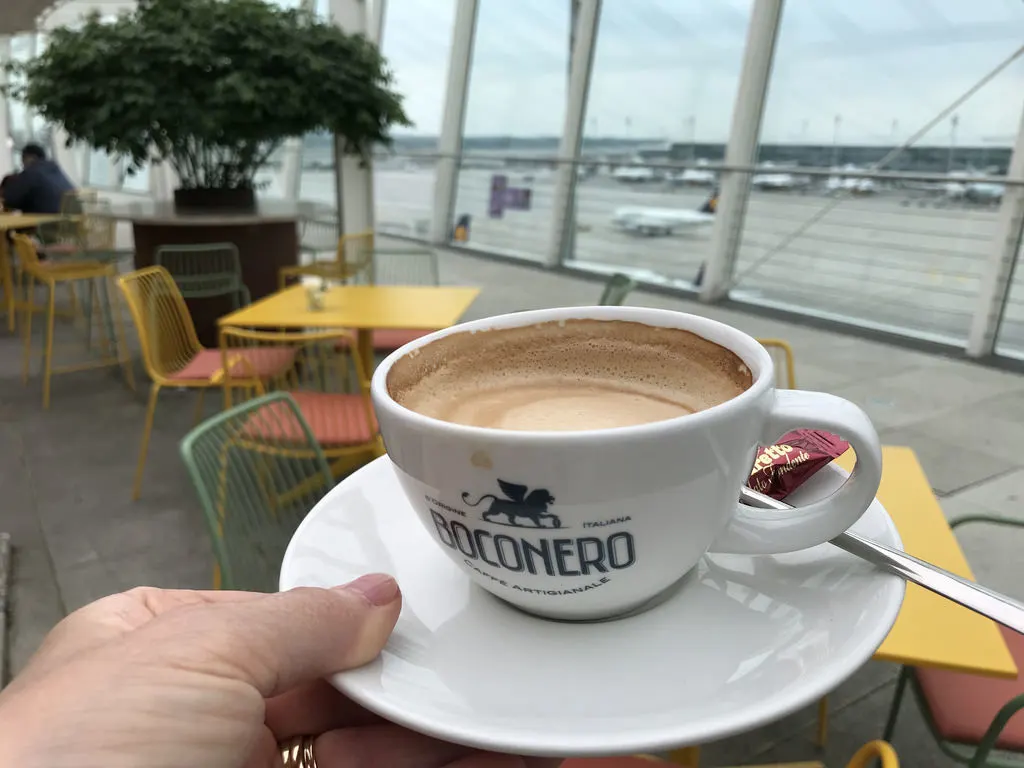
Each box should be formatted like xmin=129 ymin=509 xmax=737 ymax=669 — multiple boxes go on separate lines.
xmin=217 ymin=284 xmax=481 ymax=372
xmin=670 ymin=446 xmax=1017 ymax=767
xmin=847 ymin=446 xmax=1016 ymax=678
xmin=0 ymin=213 xmax=68 ymax=331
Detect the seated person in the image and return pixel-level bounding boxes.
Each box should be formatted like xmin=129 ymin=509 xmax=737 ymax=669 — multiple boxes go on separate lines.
xmin=1 ymin=143 xmax=75 ymax=215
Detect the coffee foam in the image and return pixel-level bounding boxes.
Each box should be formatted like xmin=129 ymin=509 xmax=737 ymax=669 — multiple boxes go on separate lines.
xmin=386 ymin=319 xmax=753 ymax=431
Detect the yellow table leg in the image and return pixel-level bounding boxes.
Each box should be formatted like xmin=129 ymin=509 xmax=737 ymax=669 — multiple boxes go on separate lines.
xmin=668 ymin=746 xmax=700 ymax=767
xmin=356 ymin=328 xmax=374 ymax=379
xmin=816 ymin=695 xmax=829 ymax=747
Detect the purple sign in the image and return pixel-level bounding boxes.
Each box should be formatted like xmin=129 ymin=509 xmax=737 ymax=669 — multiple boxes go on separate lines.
xmin=489 ymin=174 xmax=533 ymax=218
xmin=505 ymin=187 xmax=532 ymax=211
xmin=489 ymin=174 xmax=508 ymax=218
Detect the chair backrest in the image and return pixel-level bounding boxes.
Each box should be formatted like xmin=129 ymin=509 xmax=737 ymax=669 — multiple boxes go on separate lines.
xmin=757 ymin=338 xmax=796 ymax=389
xmin=300 ymin=218 xmax=339 ymax=255
xmin=180 ymin=391 xmax=335 ymax=592
xmin=117 ymin=266 xmax=203 ymax=382
xmin=219 ymin=327 xmax=377 ymax=444
xmin=598 ymin=273 xmax=637 ymax=306
xmin=79 ymin=198 xmax=116 ymax=250
xmin=372 ymin=248 xmax=440 ymax=286
xmin=337 ymin=230 xmax=375 ymax=284
xmin=155 ymin=243 xmax=245 ymax=299
xmin=11 ymin=234 xmax=41 ymax=272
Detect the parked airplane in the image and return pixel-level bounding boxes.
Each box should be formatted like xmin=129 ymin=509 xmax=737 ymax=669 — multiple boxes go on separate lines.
xmin=611 ymin=189 xmax=717 ymax=236
xmin=826 ymin=166 xmax=877 ymax=195
xmin=667 ymin=167 xmax=716 ymax=187
xmin=612 ymin=165 xmax=657 ymax=183
xmin=751 ymin=172 xmax=797 ymax=190
xmin=943 ymin=173 xmax=1005 ymax=204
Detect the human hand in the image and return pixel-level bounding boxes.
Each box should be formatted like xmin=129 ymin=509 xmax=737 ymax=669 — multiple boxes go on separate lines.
xmin=0 ymin=575 xmax=561 ymax=768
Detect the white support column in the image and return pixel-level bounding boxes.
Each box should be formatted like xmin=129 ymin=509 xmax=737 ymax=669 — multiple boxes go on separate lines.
xmin=330 ymin=0 xmax=374 ymax=234
xmin=699 ymin=0 xmax=784 ymax=302
xmin=280 ymin=139 xmax=304 ymax=200
xmin=277 ymin=0 xmax=318 ymax=202
xmin=967 ymin=101 xmax=1024 ymax=357
xmin=22 ymin=34 xmax=37 ymax=142
xmin=429 ymin=0 xmax=478 ymax=244
xmin=0 ymin=37 xmax=12 ymax=178
xmin=148 ymin=159 xmax=180 ymax=200
xmin=369 ymin=0 xmax=387 ymax=46
xmin=545 ymin=0 xmax=600 ymax=267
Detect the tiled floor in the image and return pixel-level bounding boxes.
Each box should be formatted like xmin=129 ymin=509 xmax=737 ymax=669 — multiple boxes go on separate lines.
xmin=3 ymin=246 xmax=1023 ymax=767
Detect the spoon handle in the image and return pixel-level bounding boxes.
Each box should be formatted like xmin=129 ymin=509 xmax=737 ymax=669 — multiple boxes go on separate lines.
xmin=739 ymin=485 xmax=1024 ymax=635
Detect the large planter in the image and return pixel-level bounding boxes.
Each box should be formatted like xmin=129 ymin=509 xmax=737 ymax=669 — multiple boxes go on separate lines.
xmin=173 ymin=186 xmax=256 ymax=213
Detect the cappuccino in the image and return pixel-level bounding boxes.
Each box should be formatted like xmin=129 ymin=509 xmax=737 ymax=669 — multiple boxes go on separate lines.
xmin=387 ymin=319 xmax=752 ymax=431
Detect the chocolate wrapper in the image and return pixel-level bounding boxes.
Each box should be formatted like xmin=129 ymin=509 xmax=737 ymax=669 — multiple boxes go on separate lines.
xmin=747 ymin=429 xmax=850 ymax=500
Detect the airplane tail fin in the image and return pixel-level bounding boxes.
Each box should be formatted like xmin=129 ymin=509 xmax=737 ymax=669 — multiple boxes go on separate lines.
xmin=699 ymin=189 xmax=718 ymax=214
xmin=452 ymin=214 xmax=471 ymax=242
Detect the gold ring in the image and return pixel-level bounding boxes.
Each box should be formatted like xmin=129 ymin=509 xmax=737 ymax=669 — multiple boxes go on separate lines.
xmin=280 ymin=734 xmax=317 ymax=768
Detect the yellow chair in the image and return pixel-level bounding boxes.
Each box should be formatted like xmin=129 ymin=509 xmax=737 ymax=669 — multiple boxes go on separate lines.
xmin=758 ymin=338 xmax=797 ymax=389
xmin=13 ymin=234 xmax=134 ymax=409
xmin=755 ymin=338 xmax=839 ymax=750
xmin=219 ymin=327 xmax=384 ymax=480
xmin=117 ymin=266 xmax=298 ymax=500
xmin=278 ymin=230 xmax=375 ymax=289
xmin=562 ymin=739 xmax=899 ymax=767
xmin=37 ymin=189 xmax=101 ymax=257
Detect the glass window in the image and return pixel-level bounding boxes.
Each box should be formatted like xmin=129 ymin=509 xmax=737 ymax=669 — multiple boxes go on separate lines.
xmin=567 ymin=0 xmax=753 ymax=284
xmin=374 ymin=0 xmax=456 ymax=239
xmin=994 ymin=230 xmax=1024 ymax=359
xmin=452 ymin=0 xmax=571 ymax=260
xmin=731 ymin=0 xmax=1024 ymax=344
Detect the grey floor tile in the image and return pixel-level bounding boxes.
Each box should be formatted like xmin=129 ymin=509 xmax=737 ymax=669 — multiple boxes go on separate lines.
xmin=941 ymin=468 xmax=1024 ymax=519
xmin=832 ymin=366 xmax=1024 ymax=431
xmin=900 ymin=410 xmax=1024 ymax=469
xmin=877 ymin=427 xmax=1018 ymax=496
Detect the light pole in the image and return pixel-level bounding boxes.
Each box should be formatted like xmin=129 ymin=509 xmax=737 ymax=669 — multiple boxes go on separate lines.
xmin=947 ymin=113 xmax=959 ymax=172
xmin=831 ymin=114 xmax=842 ymax=167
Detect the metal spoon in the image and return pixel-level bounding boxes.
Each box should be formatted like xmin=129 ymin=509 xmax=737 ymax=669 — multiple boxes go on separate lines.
xmin=739 ymin=485 xmax=1024 ymax=635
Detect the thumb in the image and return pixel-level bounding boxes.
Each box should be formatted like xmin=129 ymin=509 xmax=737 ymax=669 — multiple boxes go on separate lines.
xmin=151 ymin=574 xmax=401 ymax=699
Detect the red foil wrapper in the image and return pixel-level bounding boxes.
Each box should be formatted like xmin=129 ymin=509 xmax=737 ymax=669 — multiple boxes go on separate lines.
xmin=747 ymin=429 xmax=850 ymax=500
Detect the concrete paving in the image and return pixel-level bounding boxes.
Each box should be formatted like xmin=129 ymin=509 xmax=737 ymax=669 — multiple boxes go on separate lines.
xmin=2 ymin=245 xmax=1024 ymax=767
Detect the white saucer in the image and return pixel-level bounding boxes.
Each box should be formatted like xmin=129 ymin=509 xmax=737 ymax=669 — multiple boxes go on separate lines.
xmin=280 ymin=457 xmax=905 ymax=757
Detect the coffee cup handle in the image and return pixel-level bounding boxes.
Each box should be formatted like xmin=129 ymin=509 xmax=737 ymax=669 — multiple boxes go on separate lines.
xmin=709 ymin=389 xmax=883 ymax=556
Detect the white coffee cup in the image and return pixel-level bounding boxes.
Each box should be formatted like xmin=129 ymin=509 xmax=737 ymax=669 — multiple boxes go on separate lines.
xmin=371 ymin=307 xmax=882 ymax=621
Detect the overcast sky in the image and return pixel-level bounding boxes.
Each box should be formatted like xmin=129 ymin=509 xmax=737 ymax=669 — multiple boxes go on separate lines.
xmin=8 ymin=0 xmax=1023 ymax=147
xmin=382 ymin=0 xmax=1024 ymax=146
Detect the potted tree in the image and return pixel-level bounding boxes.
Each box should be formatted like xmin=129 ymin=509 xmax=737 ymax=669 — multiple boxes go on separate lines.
xmin=6 ymin=0 xmax=410 ymax=211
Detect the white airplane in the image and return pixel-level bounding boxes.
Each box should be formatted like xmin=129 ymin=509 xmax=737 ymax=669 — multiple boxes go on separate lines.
xmin=826 ymin=165 xmax=877 ymax=195
xmin=612 ymin=189 xmax=717 ymax=237
xmin=941 ymin=172 xmax=1004 ymax=204
xmin=667 ymin=168 xmax=716 ymax=187
xmin=751 ymin=172 xmax=797 ymax=190
xmin=965 ymin=182 xmax=1005 ymax=204
xmin=611 ymin=207 xmax=715 ymax=236
xmin=612 ymin=165 xmax=657 ymax=183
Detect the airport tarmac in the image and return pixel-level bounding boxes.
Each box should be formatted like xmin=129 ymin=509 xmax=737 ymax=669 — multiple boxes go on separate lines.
xmin=302 ymin=166 xmax=1024 ymax=357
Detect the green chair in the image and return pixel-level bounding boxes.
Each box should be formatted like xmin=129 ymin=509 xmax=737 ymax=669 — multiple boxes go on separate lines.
xmin=598 ymin=273 xmax=637 ymax=306
xmin=180 ymin=391 xmax=335 ymax=592
xmin=155 ymin=243 xmax=251 ymax=309
xmin=882 ymin=513 xmax=1024 ymax=767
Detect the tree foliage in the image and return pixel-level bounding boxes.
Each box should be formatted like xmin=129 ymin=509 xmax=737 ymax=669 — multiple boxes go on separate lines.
xmin=5 ymin=0 xmax=411 ymax=189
